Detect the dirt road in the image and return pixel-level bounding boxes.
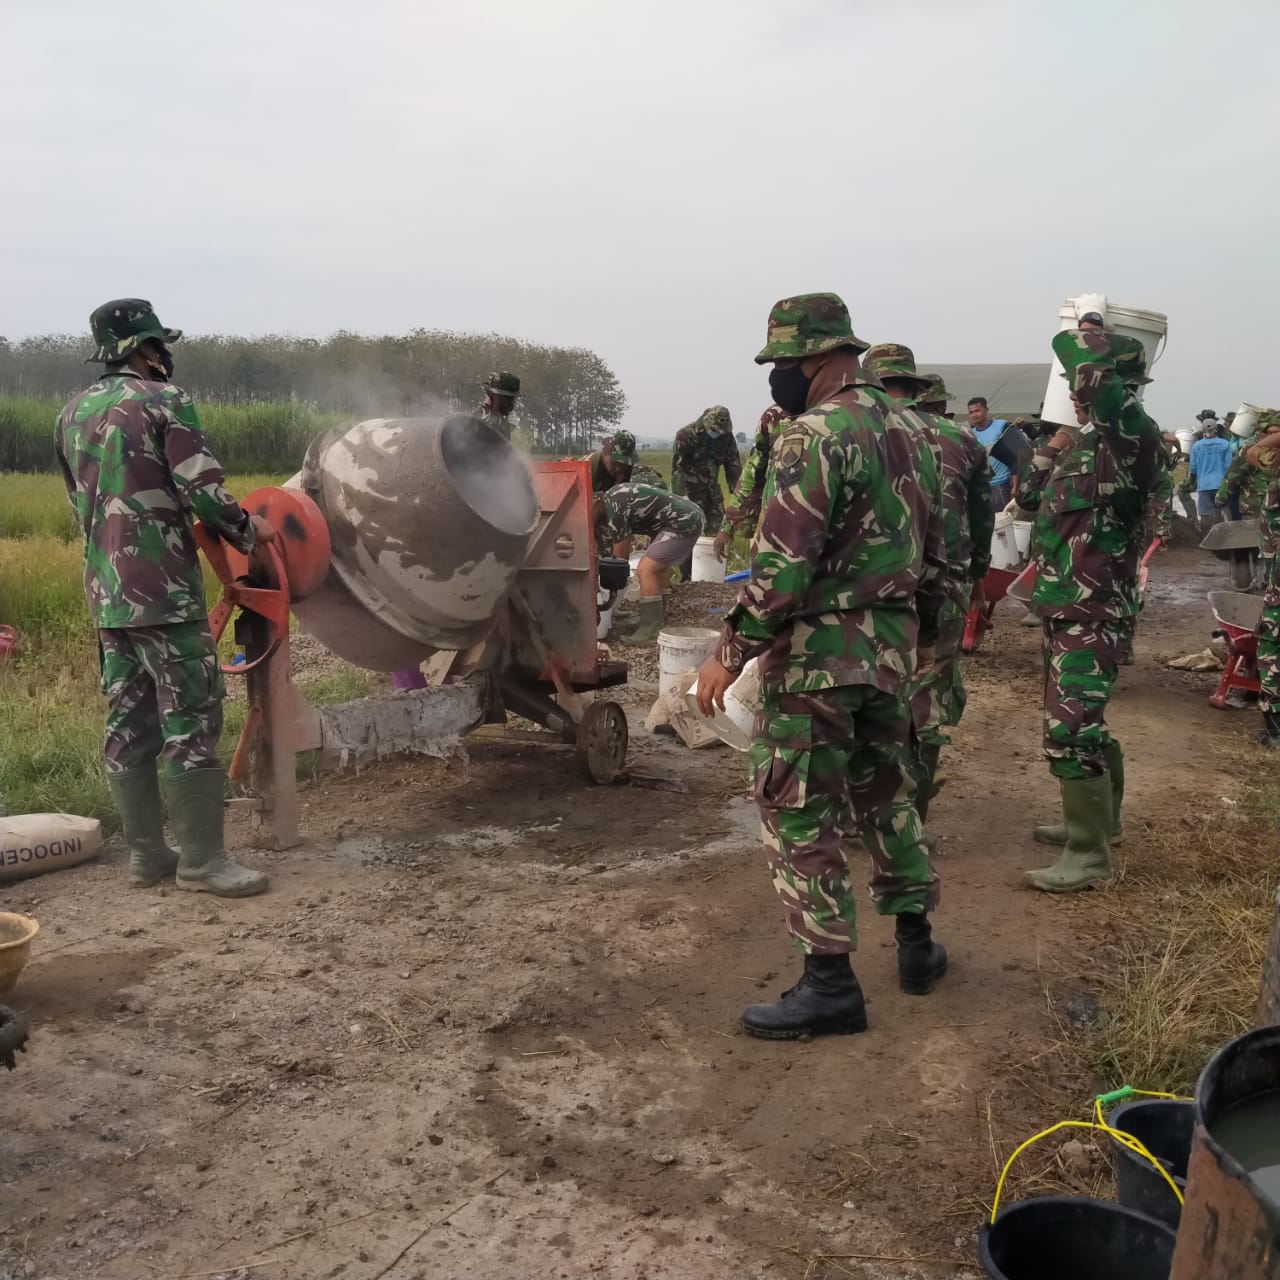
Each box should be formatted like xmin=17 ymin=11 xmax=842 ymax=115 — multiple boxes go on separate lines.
xmin=0 ymin=549 xmax=1252 ymax=1279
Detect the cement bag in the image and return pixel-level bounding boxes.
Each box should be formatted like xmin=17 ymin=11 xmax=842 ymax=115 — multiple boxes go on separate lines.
xmin=0 ymin=814 xmax=102 ymax=882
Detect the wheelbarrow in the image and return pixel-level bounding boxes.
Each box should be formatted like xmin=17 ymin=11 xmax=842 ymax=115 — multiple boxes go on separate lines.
xmin=963 ymin=540 xmax=1161 ymax=654
xmin=963 ymin=563 xmax=1035 ymax=653
xmin=1207 ymin=590 xmax=1264 ymax=709
xmin=1201 ymin=519 xmax=1261 ymax=591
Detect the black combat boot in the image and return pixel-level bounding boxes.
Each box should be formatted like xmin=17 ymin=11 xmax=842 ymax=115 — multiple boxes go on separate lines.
xmin=895 ymin=913 xmax=948 ymax=995
xmin=1258 ymin=710 xmax=1280 ymax=748
xmin=740 ymin=953 xmax=868 ymax=1040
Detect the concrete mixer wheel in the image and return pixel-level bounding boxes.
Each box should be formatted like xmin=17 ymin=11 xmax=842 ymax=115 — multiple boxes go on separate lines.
xmin=576 ymin=701 xmax=628 ymax=784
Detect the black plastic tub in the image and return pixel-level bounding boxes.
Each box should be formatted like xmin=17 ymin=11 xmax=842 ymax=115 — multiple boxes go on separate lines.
xmin=1108 ymin=1098 xmax=1194 ymax=1228
xmin=978 ymin=1195 xmax=1176 ymax=1280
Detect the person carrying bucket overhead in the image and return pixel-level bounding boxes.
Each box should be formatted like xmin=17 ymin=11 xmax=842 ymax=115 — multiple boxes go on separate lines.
xmin=592 ymin=483 xmax=704 ymax=643
xmin=1018 ymin=328 xmax=1162 ymax=893
xmin=695 ymin=292 xmax=948 ymax=1040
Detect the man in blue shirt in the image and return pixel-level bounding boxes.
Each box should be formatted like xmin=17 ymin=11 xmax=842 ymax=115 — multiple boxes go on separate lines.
xmin=968 ymin=396 xmax=1030 ymax=509
xmin=1189 ymin=424 xmax=1234 ymax=533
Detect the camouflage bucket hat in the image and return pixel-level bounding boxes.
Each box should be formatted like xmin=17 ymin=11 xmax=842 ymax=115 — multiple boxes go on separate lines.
xmin=754 ymin=292 xmax=869 ymax=364
xmin=88 ymin=298 xmax=182 ymax=364
xmin=1110 ymin=336 xmax=1152 ymax=385
xmin=919 ymin=373 xmax=950 ymax=405
xmin=862 ymin=342 xmax=932 ymax=391
xmin=608 ymin=429 xmax=637 ymax=466
xmin=1052 ymin=327 xmax=1119 ymax=389
xmin=483 ymin=371 xmax=521 ymax=397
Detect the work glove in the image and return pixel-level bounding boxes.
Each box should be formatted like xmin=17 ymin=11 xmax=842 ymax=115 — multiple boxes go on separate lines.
xmin=1002 ymin=498 xmax=1022 ymax=517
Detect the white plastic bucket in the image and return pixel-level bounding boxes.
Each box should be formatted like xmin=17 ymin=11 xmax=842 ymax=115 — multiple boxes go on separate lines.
xmin=691 ymin=536 xmax=725 ymax=583
xmin=657 ymin=626 xmax=719 ymax=698
xmin=1176 ymin=428 xmax=1196 ymax=456
xmin=1042 ymin=295 xmax=1169 ymax=427
xmin=1232 ymin=402 xmax=1261 ymax=438
xmin=990 ymin=512 xmax=1018 ymax=571
xmin=596 ymin=588 xmax=613 ymax=641
xmin=685 ymin=656 xmax=760 ymax=752
xmin=1012 ymin=521 xmax=1033 ymax=559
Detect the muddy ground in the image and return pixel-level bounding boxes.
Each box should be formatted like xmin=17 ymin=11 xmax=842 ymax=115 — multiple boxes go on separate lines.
xmin=0 ymin=547 xmax=1257 ymax=1280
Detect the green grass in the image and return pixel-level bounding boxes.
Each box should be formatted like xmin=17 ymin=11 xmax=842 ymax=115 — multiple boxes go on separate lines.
xmin=0 ymin=394 xmax=346 ymax=473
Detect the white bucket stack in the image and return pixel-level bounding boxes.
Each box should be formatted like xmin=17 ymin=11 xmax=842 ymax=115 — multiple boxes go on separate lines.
xmin=1041 ymin=295 xmax=1168 ymax=428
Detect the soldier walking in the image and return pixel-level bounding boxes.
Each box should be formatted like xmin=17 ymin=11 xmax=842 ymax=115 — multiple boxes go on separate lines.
xmin=1246 ymin=413 xmax=1280 ymax=747
xmin=712 ymin=404 xmax=790 ymax=562
xmin=1018 ymin=329 xmax=1159 ymax=893
xmin=862 ymin=348 xmax=993 ymax=825
xmin=671 ymin=406 xmax=742 ymax=578
xmin=56 ymin=300 xmax=275 ymax=897
xmin=696 ymin=293 xmax=947 ymax=1039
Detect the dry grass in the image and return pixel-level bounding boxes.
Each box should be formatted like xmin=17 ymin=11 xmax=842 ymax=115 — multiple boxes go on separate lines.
xmin=1080 ymin=798 xmax=1276 ymax=1094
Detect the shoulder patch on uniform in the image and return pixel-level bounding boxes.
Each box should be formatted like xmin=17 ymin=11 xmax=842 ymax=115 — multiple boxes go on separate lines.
xmin=771 ymin=427 xmax=810 ymax=488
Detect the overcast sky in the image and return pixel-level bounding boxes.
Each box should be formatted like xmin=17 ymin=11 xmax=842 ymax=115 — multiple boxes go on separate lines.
xmin=6 ymin=0 xmax=1278 ymax=437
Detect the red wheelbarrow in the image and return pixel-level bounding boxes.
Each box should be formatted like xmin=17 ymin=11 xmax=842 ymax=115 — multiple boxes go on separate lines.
xmin=962 ymin=540 xmax=1161 ymax=654
xmin=1207 ymin=590 xmax=1263 ymax=709
xmin=963 ymin=563 xmax=1035 ymax=653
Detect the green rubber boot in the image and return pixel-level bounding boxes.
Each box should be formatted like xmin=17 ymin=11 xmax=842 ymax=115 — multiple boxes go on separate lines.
xmin=1025 ymin=773 xmax=1114 ymax=893
xmin=624 ymin=596 xmax=664 ymax=645
xmin=162 ymin=768 xmax=269 ymax=898
xmin=108 ymin=764 xmax=180 ymax=888
xmin=1034 ymin=741 xmax=1125 ymax=846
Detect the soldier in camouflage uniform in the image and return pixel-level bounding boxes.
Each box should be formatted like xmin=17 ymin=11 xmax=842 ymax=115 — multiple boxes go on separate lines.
xmin=712 ymin=404 xmax=790 ymax=561
xmin=585 ymin=429 xmax=638 ymax=494
xmin=1215 ymin=447 xmax=1271 ymax=521
xmin=1016 ymin=330 xmax=1161 ymax=893
xmin=56 ymin=300 xmax=274 ymax=898
xmin=478 ymin=371 xmax=520 ymax=442
xmin=1246 ymin=413 xmax=1280 ymax=746
xmin=863 ymin=346 xmax=994 ymax=823
xmin=594 ymin=484 xmax=704 ymax=642
xmin=671 ymin=406 xmax=742 ymax=577
xmin=695 ymin=293 xmax=948 ymax=1040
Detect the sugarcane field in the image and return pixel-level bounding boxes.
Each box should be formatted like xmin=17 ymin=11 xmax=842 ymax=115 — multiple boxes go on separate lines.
xmin=3 ymin=5 xmax=1280 ymax=1280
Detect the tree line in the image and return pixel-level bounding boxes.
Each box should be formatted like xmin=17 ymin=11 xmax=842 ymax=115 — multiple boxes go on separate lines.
xmin=0 ymin=329 xmax=627 ymax=454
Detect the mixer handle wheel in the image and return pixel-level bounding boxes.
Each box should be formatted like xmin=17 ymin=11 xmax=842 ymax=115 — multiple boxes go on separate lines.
xmin=194 ymin=524 xmax=291 ymax=675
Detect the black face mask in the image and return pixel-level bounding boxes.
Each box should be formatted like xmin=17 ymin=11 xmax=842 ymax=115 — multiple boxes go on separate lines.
xmin=768 ymin=364 xmax=813 ymax=416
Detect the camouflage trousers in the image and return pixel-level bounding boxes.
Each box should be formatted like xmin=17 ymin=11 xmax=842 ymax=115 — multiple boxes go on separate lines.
xmin=909 ymin=595 xmax=968 ymax=749
xmin=683 ymin=486 xmax=725 ymax=534
xmin=1258 ymin=560 xmax=1280 ymax=715
xmin=1041 ymin=617 xmax=1124 ymax=780
xmin=98 ymin=621 xmax=224 ymax=776
xmin=752 ymin=681 xmax=940 ymax=955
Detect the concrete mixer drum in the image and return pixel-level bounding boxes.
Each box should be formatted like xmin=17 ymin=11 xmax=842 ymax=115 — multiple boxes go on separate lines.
xmin=293 ymin=415 xmax=540 ymax=670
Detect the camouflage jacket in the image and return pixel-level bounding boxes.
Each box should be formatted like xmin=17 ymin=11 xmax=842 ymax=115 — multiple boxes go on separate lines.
xmin=716 ymin=377 xmax=947 ymax=694
xmin=721 ymin=405 xmax=789 ymax=536
xmin=921 ymin=410 xmax=994 ymax=591
xmin=585 ymin=452 xmax=666 ymax=494
xmin=1248 ymin=440 xmax=1280 ymax=557
xmin=1015 ymin=382 xmax=1157 ymax=621
xmin=671 ymin=422 xmax=743 ymax=504
xmin=56 ymin=373 xmax=255 ymax=628
xmin=479 ymin=406 xmax=513 ymax=442
xmin=1215 ymin=449 xmax=1270 ymax=517
xmin=597 ymin=483 xmax=704 ymax=547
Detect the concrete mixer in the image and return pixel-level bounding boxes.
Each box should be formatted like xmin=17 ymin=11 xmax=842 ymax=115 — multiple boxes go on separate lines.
xmin=197 ymin=414 xmax=631 ymax=849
